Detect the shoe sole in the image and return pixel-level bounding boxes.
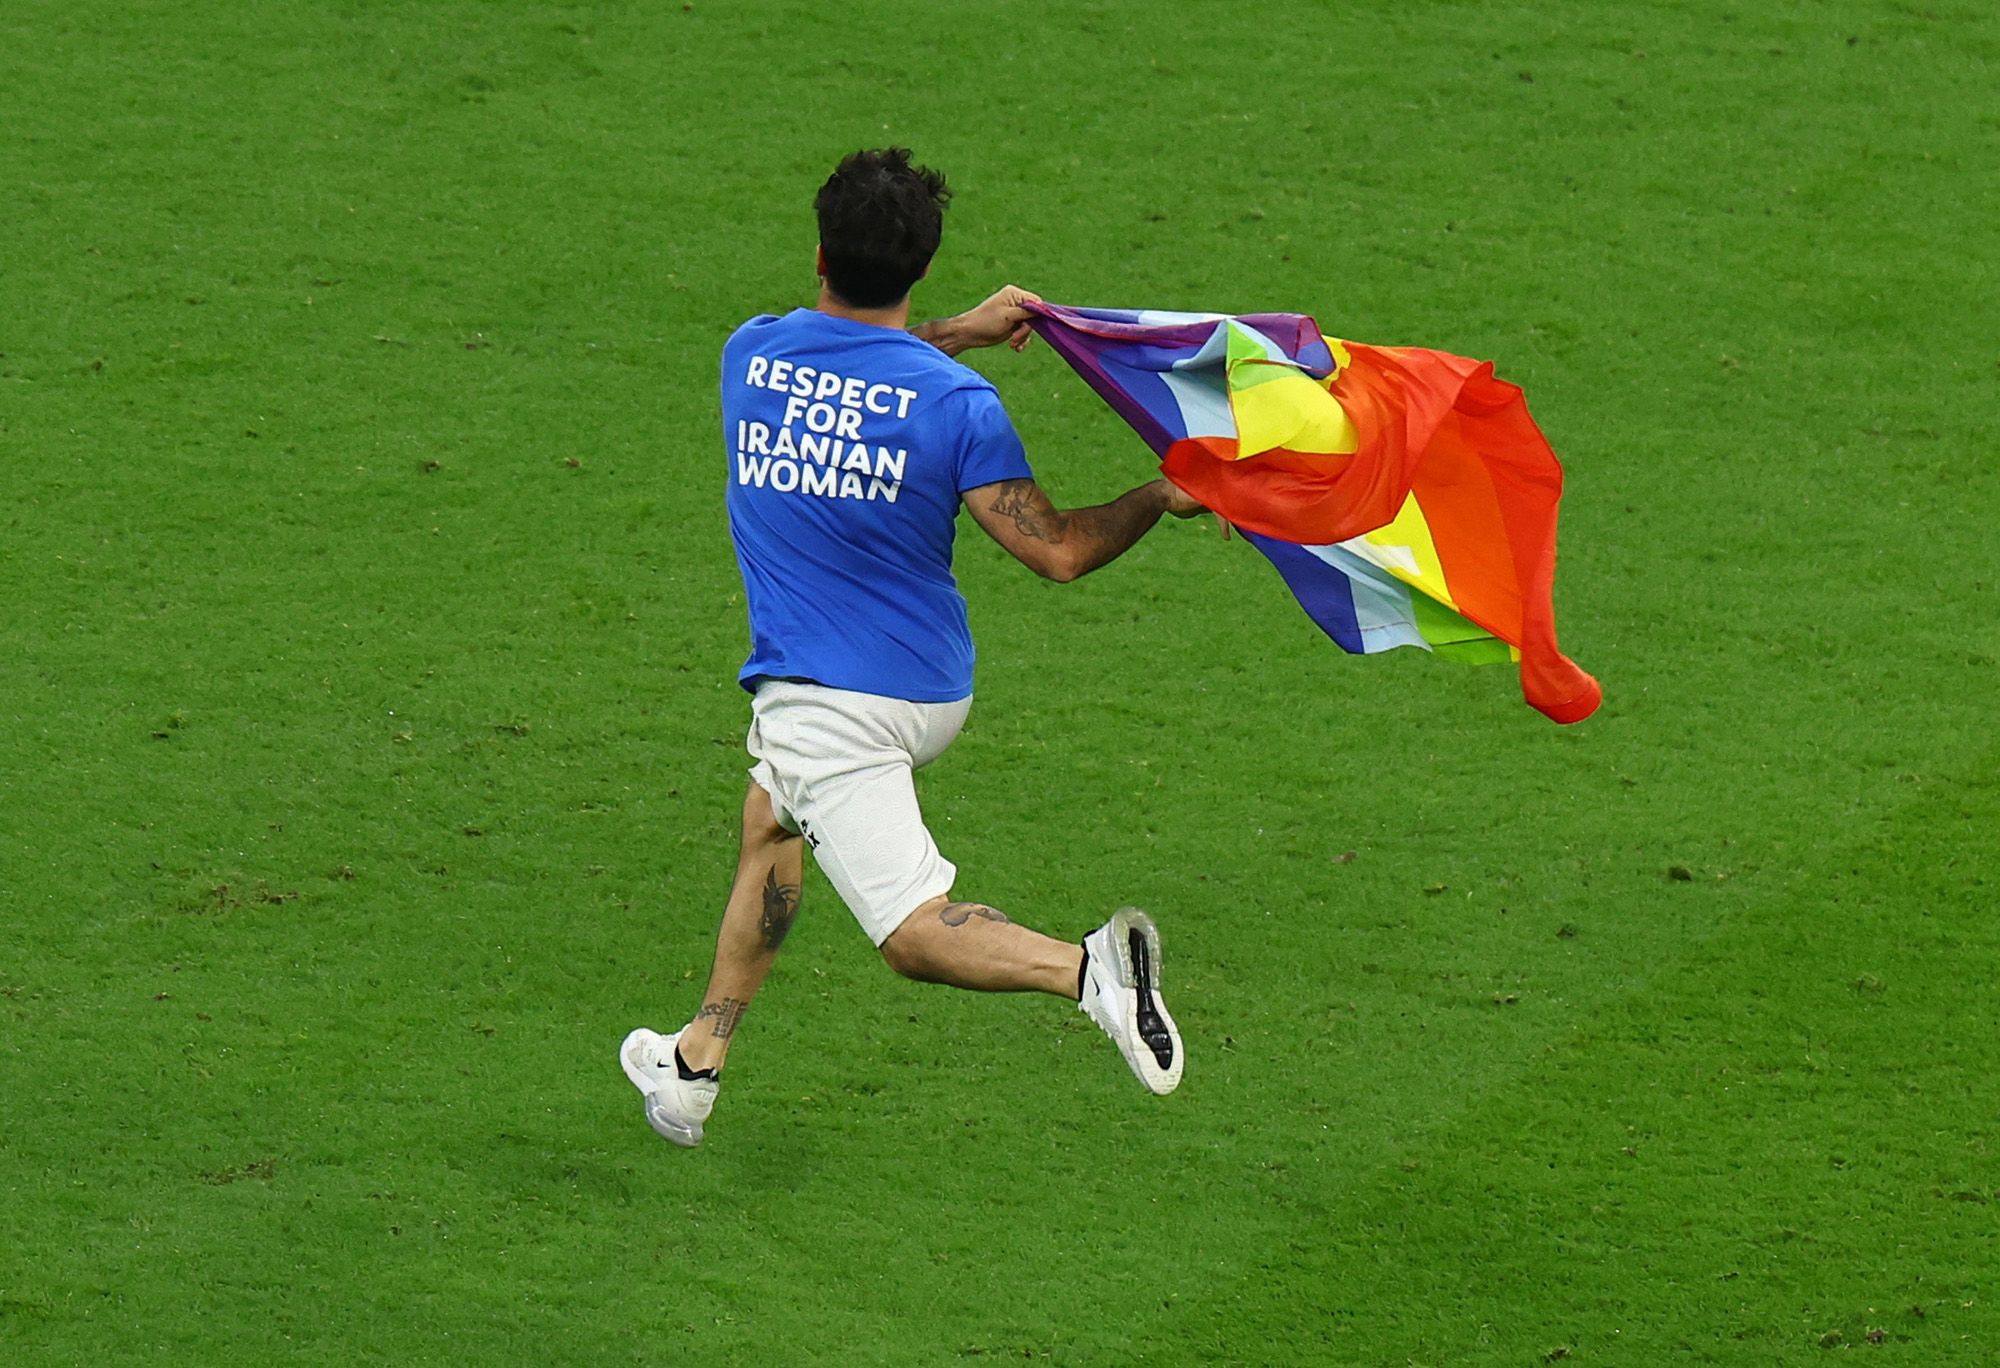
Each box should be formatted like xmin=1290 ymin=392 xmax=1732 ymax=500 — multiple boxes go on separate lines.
xmin=620 ymin=1028 xmax=705 ymax=1147
xmin=1100 ymin=908 xmax=1184 ymax=1095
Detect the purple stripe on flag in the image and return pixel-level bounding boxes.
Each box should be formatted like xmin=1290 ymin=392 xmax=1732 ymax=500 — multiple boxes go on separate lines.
xmin=1028 ymin=314 xmax=1182 ymax=454
xmin=1027 ymin=303 xmax=1338 ymax=377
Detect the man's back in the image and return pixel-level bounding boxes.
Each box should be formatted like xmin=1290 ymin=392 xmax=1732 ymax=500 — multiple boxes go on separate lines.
xmin=722 ymin=307 xmax=1030 ymax=703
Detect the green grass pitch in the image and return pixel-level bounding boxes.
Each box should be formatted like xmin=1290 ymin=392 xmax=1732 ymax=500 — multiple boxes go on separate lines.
xmin=3 ymin=1 xmax=1997 ymax=1362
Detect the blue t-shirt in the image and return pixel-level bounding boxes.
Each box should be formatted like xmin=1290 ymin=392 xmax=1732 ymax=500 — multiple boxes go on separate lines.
xmin=722 ymin=308 xmax=1034 ymax=703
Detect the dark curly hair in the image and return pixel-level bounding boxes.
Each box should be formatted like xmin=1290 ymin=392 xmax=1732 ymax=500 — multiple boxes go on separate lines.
xmin=814 ymin=148 xmax=952 ymax=308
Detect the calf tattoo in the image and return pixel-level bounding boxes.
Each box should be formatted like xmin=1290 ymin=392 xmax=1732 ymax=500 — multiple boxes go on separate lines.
xmin=760 ymin=868 xmax=801 ymax=950
xmin=938 ymin=901 xmax=1011 ymax=927
xmin=695 ymin=997 xmax=748 ymax=1040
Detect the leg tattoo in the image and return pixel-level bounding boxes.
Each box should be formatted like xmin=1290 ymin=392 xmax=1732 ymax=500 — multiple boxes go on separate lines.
xmin=760 ymin=867 xmax=801 ymax=951
xmin=938 ymin=901 xmax=1011 ymax=928
xmin=694 ymin=997 xmax=748 ymax=1040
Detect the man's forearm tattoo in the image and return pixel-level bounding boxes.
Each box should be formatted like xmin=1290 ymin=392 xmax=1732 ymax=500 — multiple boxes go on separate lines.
xmin=938 ymin=901 xmax=1011 ymax=928
xmin=760 ymin=867 xmax=801 ymax=951
xmin=1066 ymin=488 xmax=1166 ymax=564
xmin=989 ymin=479 xmax=1065 ymax=544
xmin=695 ymin=997 xmax=748 ymax=1040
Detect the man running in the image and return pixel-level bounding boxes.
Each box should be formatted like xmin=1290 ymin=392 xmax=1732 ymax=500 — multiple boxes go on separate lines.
xmin=622 ymin=148 xmax=1203 ymax=1146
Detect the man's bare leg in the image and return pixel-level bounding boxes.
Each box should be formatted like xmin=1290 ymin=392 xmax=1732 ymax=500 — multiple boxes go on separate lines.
xmin=675 ymin=782 xmax=803 ymax=1074
xmin=880 ymin=895 xmax=1182 ymax=1093
xmin=879 ymin=896 xmax=1083 ymax=997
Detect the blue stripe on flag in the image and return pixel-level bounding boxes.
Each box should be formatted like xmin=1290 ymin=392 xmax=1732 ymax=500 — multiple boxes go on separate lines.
xmin=1241 ymin=529 xmax=1364 ymax=653
xmin=1303 ymin=542 xmax=1429 ymax=652
xmin=1086 ymin=349 xmax=1195 ymax=446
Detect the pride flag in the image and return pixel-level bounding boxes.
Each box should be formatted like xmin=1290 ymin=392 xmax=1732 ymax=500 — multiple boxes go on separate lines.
xmin=1025 ymin=303 xmax=1601 ymax=724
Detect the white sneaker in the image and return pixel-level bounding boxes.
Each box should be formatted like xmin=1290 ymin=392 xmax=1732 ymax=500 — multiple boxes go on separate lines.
xmin=620 ymin=1027 xmax=719 ymax=1147
xmin=1079 ymin=908 xmax=1183 ymax=1094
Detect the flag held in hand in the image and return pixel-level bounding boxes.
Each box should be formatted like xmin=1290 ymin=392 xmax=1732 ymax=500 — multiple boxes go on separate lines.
xmin=1026 ymin=303 xmax=1600 ymax=724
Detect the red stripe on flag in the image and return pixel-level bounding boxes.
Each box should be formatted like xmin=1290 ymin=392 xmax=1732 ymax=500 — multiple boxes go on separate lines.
xmin=1161 ymin=342 xmax=1599 ymax=723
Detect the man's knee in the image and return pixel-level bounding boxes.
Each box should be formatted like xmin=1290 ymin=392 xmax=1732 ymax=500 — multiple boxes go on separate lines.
xmin=880 ymin=899 xmax=947 ymax=981
xmin=741 ymin=782 xmax=797 ymax=852
xmin=880 ymin=931 xmax=926 ymax=981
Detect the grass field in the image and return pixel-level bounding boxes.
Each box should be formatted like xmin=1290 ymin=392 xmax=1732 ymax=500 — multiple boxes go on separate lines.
xmin=4 ymin=1 xmax=1997 ymax=1363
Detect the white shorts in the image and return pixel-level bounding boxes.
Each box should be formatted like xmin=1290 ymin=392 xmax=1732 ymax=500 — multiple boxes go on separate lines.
xmin=746 ymin=679 xmax=971 ymax=946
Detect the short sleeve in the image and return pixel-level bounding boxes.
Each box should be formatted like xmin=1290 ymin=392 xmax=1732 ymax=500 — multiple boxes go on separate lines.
xmin=953 ymin=386 xmax=1034 ymax=494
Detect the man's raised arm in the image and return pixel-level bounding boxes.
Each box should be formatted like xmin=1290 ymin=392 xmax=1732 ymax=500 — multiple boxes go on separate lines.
xmin=912 ymin=285 xmax=1042 ymax=357
xmin=964 ymin=477 xmax=1205 ymax=584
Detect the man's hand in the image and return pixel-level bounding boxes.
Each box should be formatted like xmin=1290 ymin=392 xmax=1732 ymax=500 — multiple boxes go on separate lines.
xmin=913 ymin=285 xmax=1043 ymax=357
xmin=963 ymin=284 xmax=1042 ymax=352
xmin=1159 ymin=480 xmax=1206 ymax=518
xmin=1157 ymin=478 xmax=1233 ymax=538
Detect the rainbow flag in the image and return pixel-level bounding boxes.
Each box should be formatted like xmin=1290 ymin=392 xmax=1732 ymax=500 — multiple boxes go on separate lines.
xmin=1025 ymin=303 xmax=1601 ymax=724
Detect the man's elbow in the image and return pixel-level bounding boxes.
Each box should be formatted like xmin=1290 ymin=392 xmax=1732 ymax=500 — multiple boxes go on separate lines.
xmin=1035 ymin=549 xmax=1085 ymax=583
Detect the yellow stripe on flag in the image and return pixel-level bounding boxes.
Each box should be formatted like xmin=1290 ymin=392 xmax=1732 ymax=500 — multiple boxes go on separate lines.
xmin=1224 ymin=324 xmax=1357 ymax=459
xmin=1358 ymin=493 xmax=1462 ymax=613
